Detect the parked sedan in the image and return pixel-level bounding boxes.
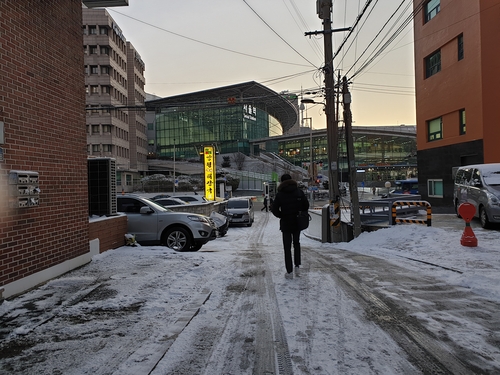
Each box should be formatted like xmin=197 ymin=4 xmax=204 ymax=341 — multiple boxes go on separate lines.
xmin=117 ymin=195 xmax=216 ymax=251
xmin=153 ymin=197 xmax=190 ymax=207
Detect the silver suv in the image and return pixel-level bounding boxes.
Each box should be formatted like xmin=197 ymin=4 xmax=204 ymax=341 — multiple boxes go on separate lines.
xmin=117 ymin=195 xmax=217 ymax=251
xmin=453 ymin=163 xmax=500 ymax=228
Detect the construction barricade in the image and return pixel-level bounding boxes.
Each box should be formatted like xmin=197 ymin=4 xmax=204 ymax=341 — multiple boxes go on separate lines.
xmin=391 ymin=200 xmax=432 ymax=226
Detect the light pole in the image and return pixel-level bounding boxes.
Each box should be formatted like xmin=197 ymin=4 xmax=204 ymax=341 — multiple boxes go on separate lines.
xmin=303 ymin=117 xmax=314 ymax=182
xmin=173 ymin=138 xmax=176 ymax=194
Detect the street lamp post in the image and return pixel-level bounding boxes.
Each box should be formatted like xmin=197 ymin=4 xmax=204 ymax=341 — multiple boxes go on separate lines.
xmin=173 ymin=138 xmax=176 ymax=194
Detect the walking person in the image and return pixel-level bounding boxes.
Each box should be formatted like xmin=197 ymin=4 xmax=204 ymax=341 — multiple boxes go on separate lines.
xmin=261 ymin=195 xmax=268 ymax=212
xmin=271 ymin=174 xmax=309 ymax=279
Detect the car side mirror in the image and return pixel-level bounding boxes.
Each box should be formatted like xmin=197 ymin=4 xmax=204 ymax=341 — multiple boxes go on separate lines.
xmin=140 ymin=206 xmax=154 ymax=214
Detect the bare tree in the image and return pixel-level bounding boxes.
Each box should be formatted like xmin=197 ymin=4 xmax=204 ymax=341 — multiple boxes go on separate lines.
xmin=232 ymin=152 xmax=246 ymax=170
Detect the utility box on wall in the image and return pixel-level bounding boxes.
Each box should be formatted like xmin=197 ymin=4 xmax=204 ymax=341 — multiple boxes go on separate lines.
xmin=88 ymin=157 xmax=117 ymax=216
xmin=8 ymin=171 xmax=40 ymax=208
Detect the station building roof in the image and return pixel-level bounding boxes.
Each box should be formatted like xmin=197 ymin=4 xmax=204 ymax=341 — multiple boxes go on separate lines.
xmin=146 ymin=81 xmax=299 ymax=133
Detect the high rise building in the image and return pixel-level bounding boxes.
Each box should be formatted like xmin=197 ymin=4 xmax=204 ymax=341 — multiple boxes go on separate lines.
xmin=83 ymin=8 xmax=148 ymax=191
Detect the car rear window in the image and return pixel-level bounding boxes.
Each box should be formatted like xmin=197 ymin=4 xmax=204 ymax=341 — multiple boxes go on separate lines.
xmin=228 ymin=200 xmax=249 ymax=209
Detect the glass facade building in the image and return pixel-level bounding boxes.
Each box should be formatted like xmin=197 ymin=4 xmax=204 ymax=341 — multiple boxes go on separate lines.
xmin=155 ymin=104 xmax=284 ymax=159
xmin=257 ymin=125 xmax=417 ymax=182
xmin=147 ymin=81 xmax=298 ymax=161
xmin=147 ymin=81 xmax=416 ymax=182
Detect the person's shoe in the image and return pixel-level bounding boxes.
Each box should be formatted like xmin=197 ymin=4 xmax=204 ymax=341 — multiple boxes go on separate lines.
xmin=294 ymin=266 xmax=300 ymax=277
xmin=285 ymin=272 xmax=293 ymax=280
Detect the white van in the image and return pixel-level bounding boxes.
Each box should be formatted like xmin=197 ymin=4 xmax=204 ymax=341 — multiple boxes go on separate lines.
xmin=226 ymin=197 xmax=255 ymax=227
xmin=453 ymin=163 xmax=500 ymax=228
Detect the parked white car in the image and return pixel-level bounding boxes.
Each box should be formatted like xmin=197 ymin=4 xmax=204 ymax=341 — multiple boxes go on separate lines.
xmin=117 ymin=195 xmax=217 ymax=251
xmin=153 ymin=197 xmax=189 ymax=207
xmin=226 ymin=197 xmax=255 ymax=227
xmin=174 ymin=194 xmax=209 ymax=205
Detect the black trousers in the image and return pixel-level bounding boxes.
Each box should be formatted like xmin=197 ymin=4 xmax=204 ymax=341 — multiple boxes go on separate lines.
xmin=282 ymin=231 xmax=301 ymax=273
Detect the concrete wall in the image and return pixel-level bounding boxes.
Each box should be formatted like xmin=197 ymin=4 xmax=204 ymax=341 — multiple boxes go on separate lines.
xmin=89 ymin=215 xmax=128 ymax=253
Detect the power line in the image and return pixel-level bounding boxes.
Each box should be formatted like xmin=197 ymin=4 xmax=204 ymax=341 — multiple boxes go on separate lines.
xmin=241 ymin=0 xmax=319 ymax=68
xmin=108 ymin=9 xmax=312 ymax=68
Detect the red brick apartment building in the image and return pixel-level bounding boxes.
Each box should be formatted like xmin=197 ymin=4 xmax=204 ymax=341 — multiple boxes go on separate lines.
xmin=413 ymin=0 xmax=500 ymax=208
xmin=0 ymin=1 xmax=127 ymax=299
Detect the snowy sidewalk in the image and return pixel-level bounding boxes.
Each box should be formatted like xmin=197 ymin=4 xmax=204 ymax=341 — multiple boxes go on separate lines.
xmin=1 ymin=211 xmax=499 ymax=374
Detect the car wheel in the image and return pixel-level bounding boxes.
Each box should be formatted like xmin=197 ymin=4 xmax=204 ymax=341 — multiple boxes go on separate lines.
xmin=479 ymin=206 xmax=491 ymax=229
xmin=163 ymin=227 xmax=192 ymax=251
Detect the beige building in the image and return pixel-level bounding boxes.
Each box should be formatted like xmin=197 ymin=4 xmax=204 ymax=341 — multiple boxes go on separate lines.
xmin=83 ymin=8 xmax=148 ymax=191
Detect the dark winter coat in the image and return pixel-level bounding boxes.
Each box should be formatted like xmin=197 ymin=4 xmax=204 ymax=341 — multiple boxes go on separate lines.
xmin=271 ymin=179 xmax=309 ymax=232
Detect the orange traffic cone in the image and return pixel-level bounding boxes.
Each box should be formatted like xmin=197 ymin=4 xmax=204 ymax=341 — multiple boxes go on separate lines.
xmin=458 ymin=203 xmax=478 ymax=247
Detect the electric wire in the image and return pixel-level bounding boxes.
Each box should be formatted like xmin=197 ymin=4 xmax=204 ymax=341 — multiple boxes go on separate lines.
xmin=241 ymin=0 xmax=319 ymax=68
xmin=284 ymin=0 xmax=324 ymax=61
xmin=347 ymin=0 xmax=415 ymax=79
xmin=107 ymin=9 xmax=312 ymax=68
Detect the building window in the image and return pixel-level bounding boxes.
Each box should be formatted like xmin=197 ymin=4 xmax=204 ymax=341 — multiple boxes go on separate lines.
xmin=91 ymin=86 xmax=99 ymax=94
xmin=101 ymin=85 xmax=110 ymax=94
xmin=425 ymin=50 xmax=441 ymax=78
xmin=91 ymin=66 xmax=99 ymax=74
xmin=89 ymin=46 xmax=98 ymax=55
xmin=425 ymin=0 xmax=440 ymax=23
xmin=102 ymin=125 xmax=111 ymax=133
xmin=92 ymin=125 xmax=100 ymax=134
xmin=459 ymin=109 xmax=466 ymax=135
xmin=103 ymin=144 xmax=112 ymax=152
xmin=458 ymin=34 xmax=464 ymax=61
xmin=100 ymin=46 xmax=109 ymax=55
xmin=428 ymin=179 xmax=443 ymax=198
xmin=428 ymin=117 xmax=442 ymax=141
xmin=101 ymin=66 xmax=109 ymax=74
xmin=89 ymin=26 xmax=97 ymax=35
xmin=92 ymin=144 xmax=100 ymax=153
xmin=99 ymin=26 xmax=108 ymax=35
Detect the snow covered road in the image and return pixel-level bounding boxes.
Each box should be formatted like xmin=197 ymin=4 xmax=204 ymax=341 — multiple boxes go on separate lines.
xmin=1 ymin=211 xmax=499 ymax=374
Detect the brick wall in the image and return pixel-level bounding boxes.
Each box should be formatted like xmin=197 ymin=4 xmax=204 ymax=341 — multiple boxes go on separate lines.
xmin=0 ymin=1 xmax=89 ymax=288
xmin=89 ymin=216 xmax=128 ymax=253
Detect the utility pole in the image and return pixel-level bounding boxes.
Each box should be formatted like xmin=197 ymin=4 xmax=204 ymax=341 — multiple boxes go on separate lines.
xmin=343 ymin=76 xmax=361 ymax=237
xmin=306 ymin=0 xmax=350 ymax=242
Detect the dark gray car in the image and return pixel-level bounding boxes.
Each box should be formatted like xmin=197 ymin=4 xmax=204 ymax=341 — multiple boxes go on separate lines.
xmin=117 ymin=195 xmax=217 ymax=251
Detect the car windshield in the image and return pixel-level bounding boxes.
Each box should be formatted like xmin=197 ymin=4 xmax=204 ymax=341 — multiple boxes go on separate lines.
xmin=228 ymin=200 xmax=249 ymax=209
xmin=483 ymin=170 xmax=500 ymax=186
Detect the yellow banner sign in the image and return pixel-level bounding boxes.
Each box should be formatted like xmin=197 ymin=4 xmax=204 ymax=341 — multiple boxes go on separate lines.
xmin=203 ymin=146 xmax=215 ymax=200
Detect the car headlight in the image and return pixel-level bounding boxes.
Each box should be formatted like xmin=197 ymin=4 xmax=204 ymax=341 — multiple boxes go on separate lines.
xmin=188 ymin=215 xmax=210 ymax=223
xmin=487 ymin=192 xmax=500 ymax=206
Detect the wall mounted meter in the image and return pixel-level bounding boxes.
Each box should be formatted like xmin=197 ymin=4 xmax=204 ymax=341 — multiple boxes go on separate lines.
xmin=9 ymin=170 xmax=40 ymax=208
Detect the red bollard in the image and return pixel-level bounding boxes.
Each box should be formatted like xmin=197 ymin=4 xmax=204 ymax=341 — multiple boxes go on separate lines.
xmin=458 ymin=203 xmax=478 ymax=247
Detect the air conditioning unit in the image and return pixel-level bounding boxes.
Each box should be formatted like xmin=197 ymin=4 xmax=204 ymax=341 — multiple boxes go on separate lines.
xmin=88 ymin=157 xmax=117 ymax=216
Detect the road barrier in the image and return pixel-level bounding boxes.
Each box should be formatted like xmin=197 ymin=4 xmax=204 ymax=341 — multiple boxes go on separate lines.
xmin=391 ymin=200 xmax=432 ymax=226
